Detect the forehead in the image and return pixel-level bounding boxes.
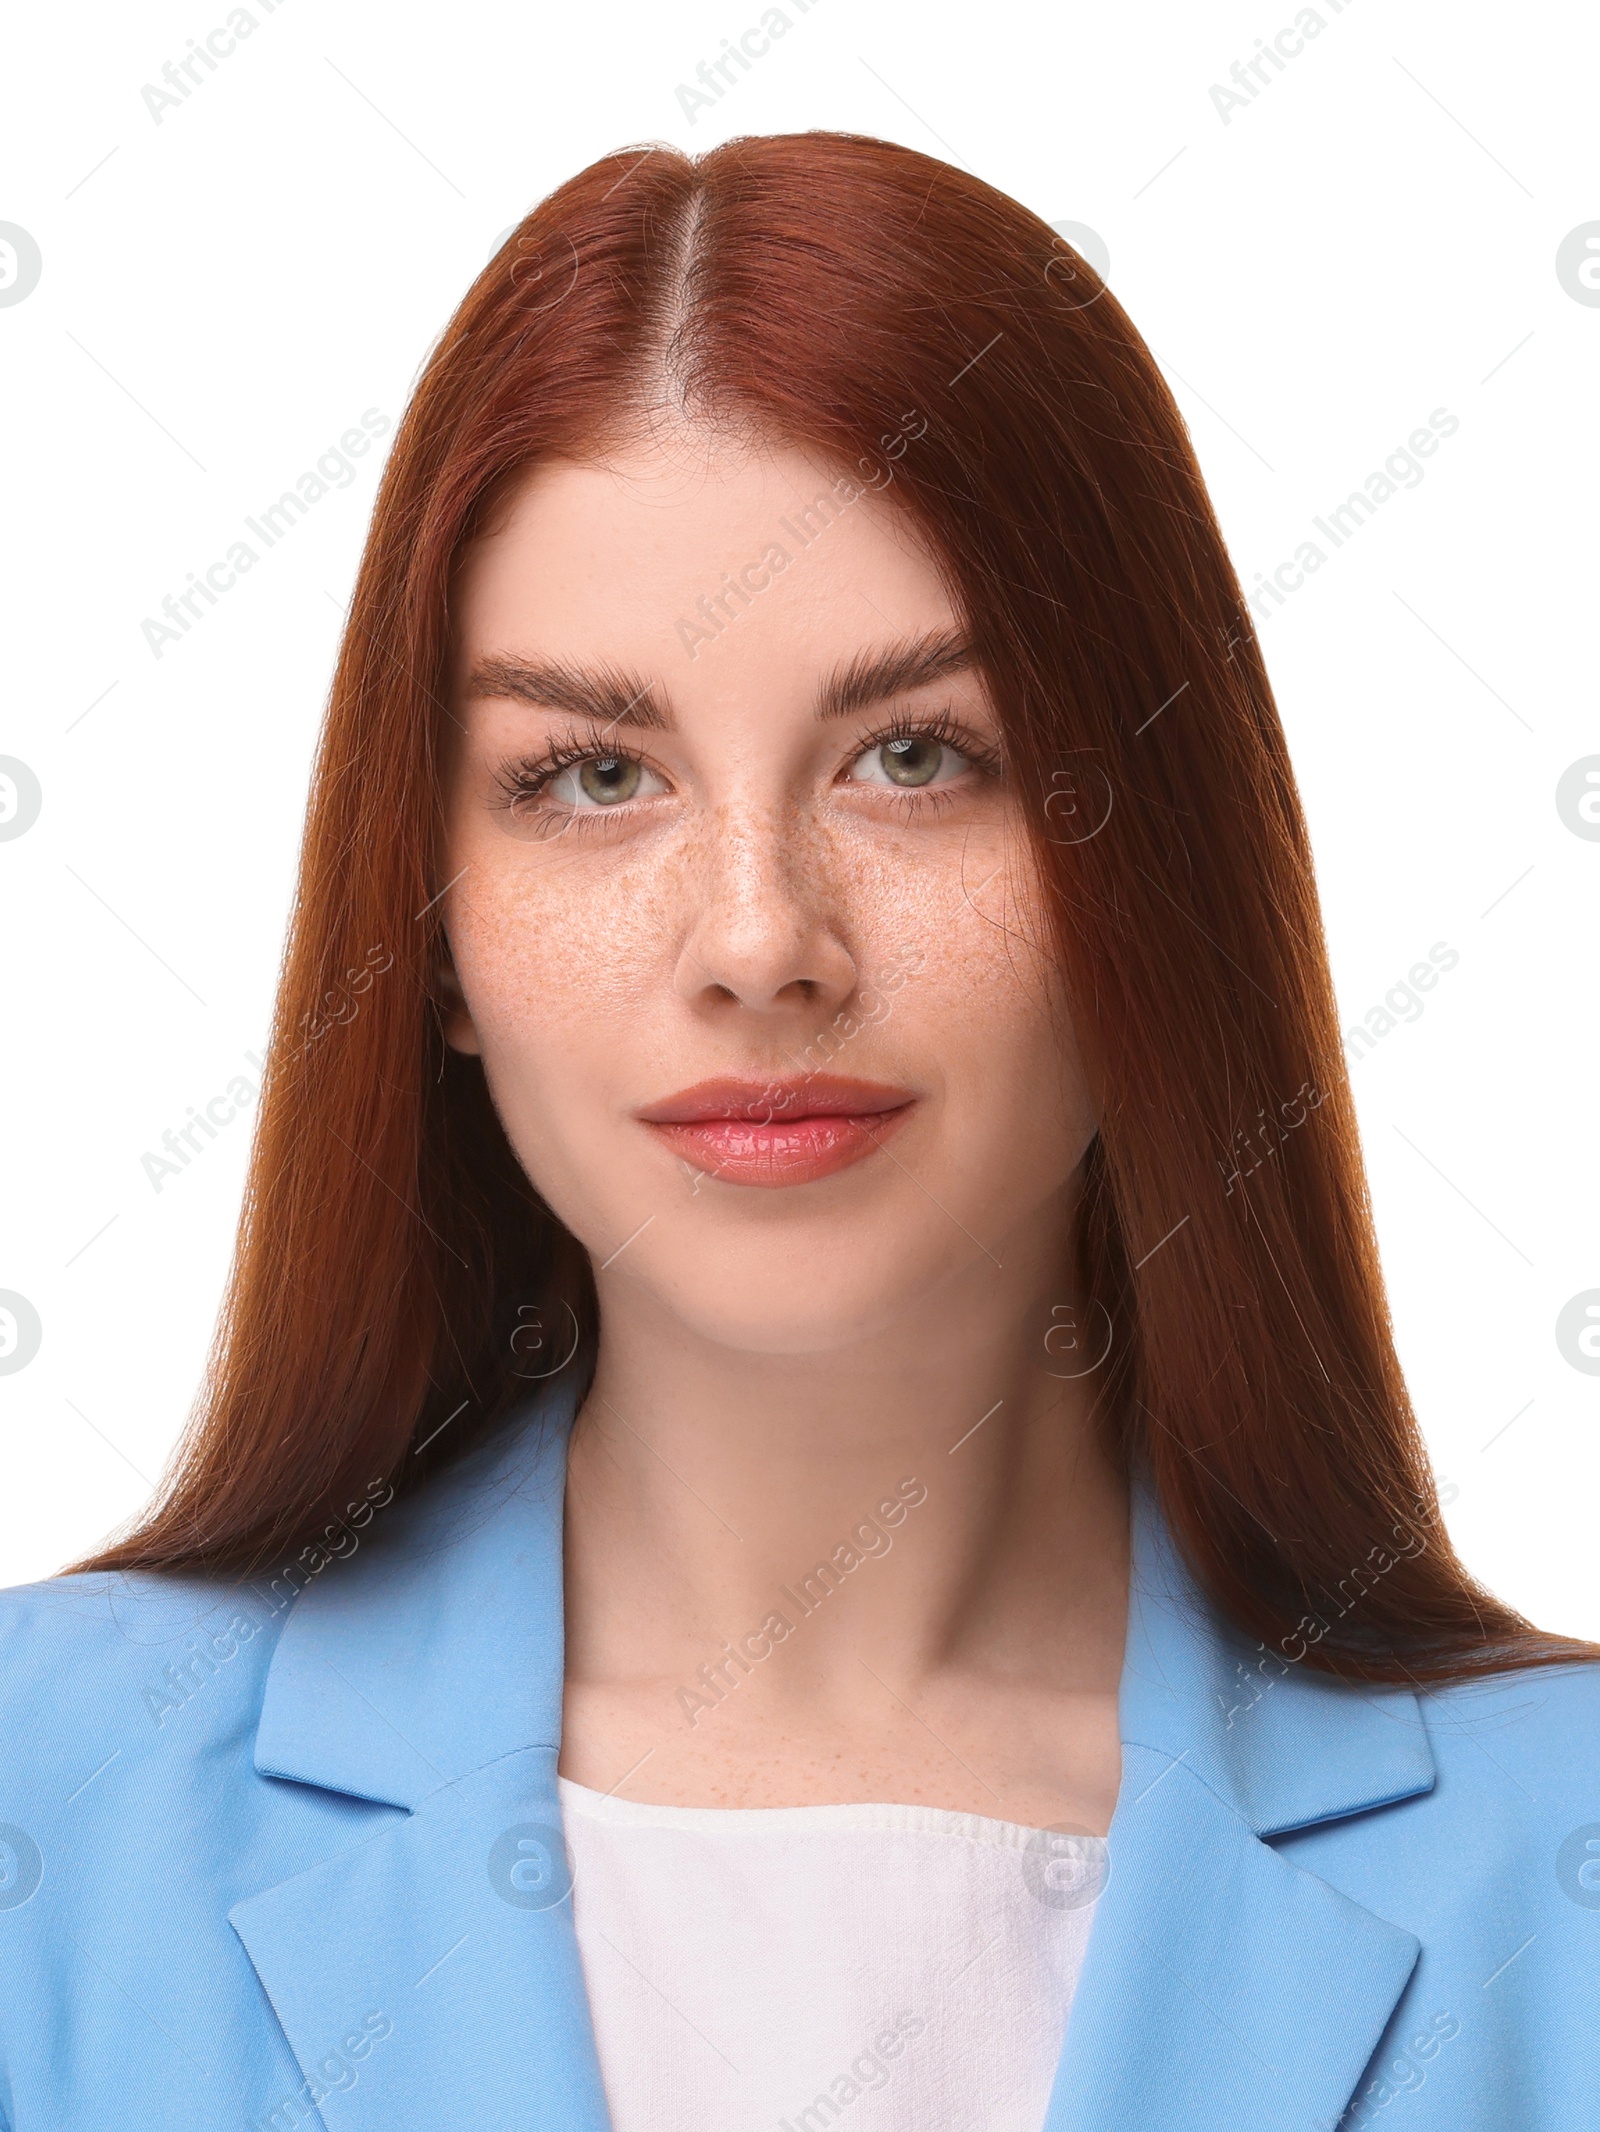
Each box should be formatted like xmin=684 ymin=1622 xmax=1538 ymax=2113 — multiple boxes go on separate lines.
xmin=449 ymin=431 xmax=959 ymax=700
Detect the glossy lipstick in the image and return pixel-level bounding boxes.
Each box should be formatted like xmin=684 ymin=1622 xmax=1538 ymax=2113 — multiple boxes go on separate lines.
xmin=638 ymin=1074 xmax=916 ymax=1188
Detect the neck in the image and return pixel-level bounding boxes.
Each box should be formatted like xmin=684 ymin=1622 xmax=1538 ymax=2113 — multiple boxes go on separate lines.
xmin=560 ymin=1185 xmax=1131 ymax=1818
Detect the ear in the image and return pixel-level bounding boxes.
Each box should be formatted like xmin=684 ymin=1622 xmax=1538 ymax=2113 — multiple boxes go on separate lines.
xmin=431 ymin=949 xmax=482 ymax=1057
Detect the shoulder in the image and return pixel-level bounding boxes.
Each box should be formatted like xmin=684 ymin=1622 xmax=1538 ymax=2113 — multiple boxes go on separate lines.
xmin=0 ymin=1566 xmax=293 ymax=1811
xmin=1278 ymin=1655 xmax=1600 ymax=1924
xmin=1413 ymin=1656 xmax=1600 ymax=1855
xmin=1417 ymin=1656 xmax=1600 ymax=1784
xmin=0 ymin=1569 xmax=387 ymax=2125
xmin=0 ymin=1566 xmax=307 ymax=2019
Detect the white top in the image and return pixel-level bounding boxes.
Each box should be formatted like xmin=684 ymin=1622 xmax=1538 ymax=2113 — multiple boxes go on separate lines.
xmin=557 ymin=1775 xmax=1104 ymax=2132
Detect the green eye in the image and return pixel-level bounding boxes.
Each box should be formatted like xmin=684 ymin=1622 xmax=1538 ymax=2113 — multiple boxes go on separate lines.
xmin=577 ymin=756 xmax=641 ymax=804
xmin=878 ymin=736 xmax=945 ymax=787
xmin=540 ymin=753 xmax=665 ymax=809
xmin=848 ymin=730 xmax=969 ymax=790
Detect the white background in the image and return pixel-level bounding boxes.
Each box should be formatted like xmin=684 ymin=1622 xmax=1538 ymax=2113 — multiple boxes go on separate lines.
xmin=1 ymin=0 xmax=1595 ymax=1626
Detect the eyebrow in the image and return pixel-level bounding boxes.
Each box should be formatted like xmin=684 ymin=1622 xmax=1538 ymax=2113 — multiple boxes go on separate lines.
xmin=813 ymin=628 xmax=977 ymax=721
xmin=462 ymin=628 xmax=978 ymax=734
xmin=462 ymin=655 xmax=672 ymax=733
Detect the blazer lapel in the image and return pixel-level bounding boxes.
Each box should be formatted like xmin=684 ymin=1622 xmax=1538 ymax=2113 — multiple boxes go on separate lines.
xmin=1044 ymin=1480 xmax=1436 ymax=2132
xmin=228 ymin=1376 xmax=612 ymax=2132
xmin=228 ymin=1384 xmax=1437 ymax=2132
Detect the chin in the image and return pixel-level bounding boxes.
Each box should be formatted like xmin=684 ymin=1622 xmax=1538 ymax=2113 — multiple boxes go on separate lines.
xmin=641 ymin=1293 xmax=930 ymax=1359
xmin=622 ymin=1229 xmax=978 ymax=1357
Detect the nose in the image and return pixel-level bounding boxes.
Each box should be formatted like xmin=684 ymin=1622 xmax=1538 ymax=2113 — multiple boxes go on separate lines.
xmin=673 ymin=802 xmax=858 ymax=1019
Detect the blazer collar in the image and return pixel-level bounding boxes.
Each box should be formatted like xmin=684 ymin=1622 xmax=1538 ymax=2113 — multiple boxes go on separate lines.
xmin=1118 ymin=1473 xmax=1436 ymax=1836
xmin=1043 ymin=1475 xmax=1436 ymax=2132
xmin=231 ymin=1376 xmax=612 ymax=2132
xmin=250 ymin=1374 xmax=578 ymax=1808
xmin=251 ymin=1398 xmax=1435 ymax=1835
xmin=235 ymin=1391 xmax=1437 ymax=2132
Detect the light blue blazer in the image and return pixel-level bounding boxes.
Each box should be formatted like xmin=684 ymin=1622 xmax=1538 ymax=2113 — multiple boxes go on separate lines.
xmin=1 ymin=1374 xmax=1596 ymax=2131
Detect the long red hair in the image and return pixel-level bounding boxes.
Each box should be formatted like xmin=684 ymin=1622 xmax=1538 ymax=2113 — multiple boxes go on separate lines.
xmin=77 ymin=131 xmax=1593 ymax=1684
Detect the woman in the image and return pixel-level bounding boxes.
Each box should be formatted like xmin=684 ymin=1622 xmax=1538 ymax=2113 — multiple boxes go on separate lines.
xmin=0 ymin=132 xmax=1594 ymax=2132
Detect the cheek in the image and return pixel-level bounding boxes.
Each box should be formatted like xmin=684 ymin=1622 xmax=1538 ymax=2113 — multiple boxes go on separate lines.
xmin=445 ymin=857 xmax=688 ymax=1241
xmin=824 ymin=825 xmax=1092 ymax=1200
xmin=897 ymin=861 xmax=1089 ymax=1140
xmin=448 ymin=845 xmax=683 ymax=1060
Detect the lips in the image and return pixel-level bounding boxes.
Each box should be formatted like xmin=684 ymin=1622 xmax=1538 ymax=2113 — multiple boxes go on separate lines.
xmin=637 ymin=1074 xmax=916 ymax=1188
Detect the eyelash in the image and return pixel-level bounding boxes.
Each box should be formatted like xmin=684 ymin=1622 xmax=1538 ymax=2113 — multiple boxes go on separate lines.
xmin=860 ymin=707 xmax=1004 ymax=792
xmin=490 ymin=709 xmax=1003 ymax=834
xmin=491 ymin=724 xmax=631 ymax=821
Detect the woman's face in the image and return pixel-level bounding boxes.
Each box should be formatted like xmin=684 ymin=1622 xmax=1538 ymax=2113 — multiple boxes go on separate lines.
xmin=442 ymin=428 xmax=1098 ymax=1353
